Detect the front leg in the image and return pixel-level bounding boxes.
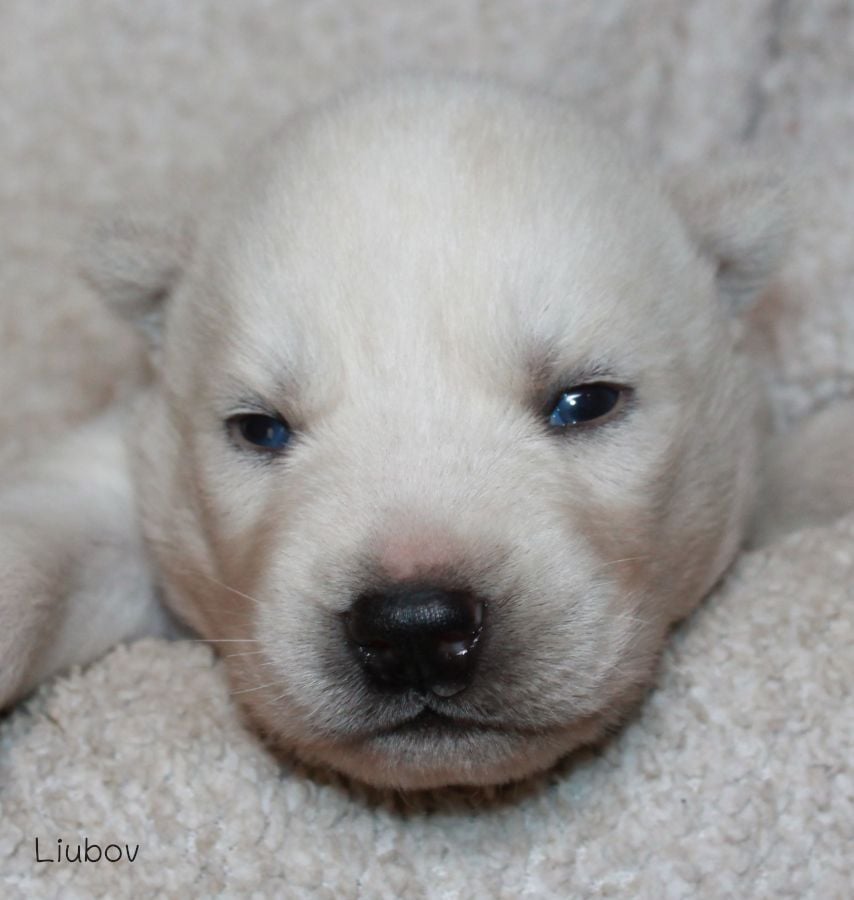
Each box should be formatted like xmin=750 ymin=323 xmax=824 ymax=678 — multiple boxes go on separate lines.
xmin=0 ymin=412 xmax=173 ymax=708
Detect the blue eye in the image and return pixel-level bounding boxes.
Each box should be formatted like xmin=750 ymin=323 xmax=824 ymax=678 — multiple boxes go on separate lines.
xmin=548 ymin=384 xmax=622 ymax=428
xmin=229 ymin=414 xmax=291 ymax=451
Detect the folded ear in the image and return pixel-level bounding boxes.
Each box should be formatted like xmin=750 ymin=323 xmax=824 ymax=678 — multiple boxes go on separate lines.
xmin=81 ymin=212 xmax=193 ymax=348
xmin=666 ymin=162 xmax=791 ymax=313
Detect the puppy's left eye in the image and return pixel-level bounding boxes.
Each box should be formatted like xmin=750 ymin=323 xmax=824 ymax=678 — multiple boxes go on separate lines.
xmin=228 ymin=413 xmax=291 ymax=452
xmin=548 ymin=384 xmax=622 ymax=428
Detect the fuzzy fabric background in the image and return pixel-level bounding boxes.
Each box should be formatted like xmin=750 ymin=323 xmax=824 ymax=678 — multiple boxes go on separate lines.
xmin=1 ymin=1 xmax=852 ymax=897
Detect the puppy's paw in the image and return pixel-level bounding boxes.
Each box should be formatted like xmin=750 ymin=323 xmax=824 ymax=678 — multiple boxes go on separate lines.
xmin=0 ymin=527 xmax=65 ymax=708
xmin=0 ymin=413 xmax=169 ymax=709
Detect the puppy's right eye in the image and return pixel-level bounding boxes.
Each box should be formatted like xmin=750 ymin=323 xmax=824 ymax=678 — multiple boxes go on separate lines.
xmin=228 ymin=414 xmax=291 ymax=452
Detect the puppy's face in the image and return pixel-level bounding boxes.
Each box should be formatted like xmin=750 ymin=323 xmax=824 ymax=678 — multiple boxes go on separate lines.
xmin=120 ymin=80 xmax=783 ymax=789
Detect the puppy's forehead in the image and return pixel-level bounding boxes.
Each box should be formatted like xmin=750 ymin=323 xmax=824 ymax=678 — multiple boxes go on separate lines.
xmin=199 ymin=82 xmax=699 ymax=394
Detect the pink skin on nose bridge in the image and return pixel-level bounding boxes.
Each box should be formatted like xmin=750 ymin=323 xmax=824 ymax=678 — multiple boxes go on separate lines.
xmin=376 ymin=528 xmax=459 ymax=583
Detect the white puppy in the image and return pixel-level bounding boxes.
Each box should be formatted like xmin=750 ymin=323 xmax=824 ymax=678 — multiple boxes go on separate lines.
xmin=0 ymin=76 xmax=800 ymax=789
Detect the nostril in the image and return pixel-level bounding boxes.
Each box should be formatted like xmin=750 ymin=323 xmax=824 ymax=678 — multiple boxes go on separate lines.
xmin=359 ymin=638 xmax=393 ymax=653
xmin=436 ymin=633 xmax=477 ymax=657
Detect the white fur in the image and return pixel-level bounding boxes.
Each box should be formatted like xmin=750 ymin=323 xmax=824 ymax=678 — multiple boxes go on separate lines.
xmin=0 ymin=413 xmax=173 ymax=706
xmin=0 ymin=77 xmax=801 ymax=789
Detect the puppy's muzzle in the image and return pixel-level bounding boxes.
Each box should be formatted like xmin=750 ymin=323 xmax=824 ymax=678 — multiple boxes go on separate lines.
xmin=344 ymin=585 xmax=485 ymax=698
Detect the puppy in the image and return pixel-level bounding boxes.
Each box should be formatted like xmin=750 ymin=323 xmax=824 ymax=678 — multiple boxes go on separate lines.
xmin=0 ymin=76 xmax=794 ymax=789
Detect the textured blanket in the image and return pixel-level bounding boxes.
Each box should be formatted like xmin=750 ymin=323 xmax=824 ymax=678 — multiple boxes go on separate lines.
xmin=1 ymin=2 xmax=852 ymax=897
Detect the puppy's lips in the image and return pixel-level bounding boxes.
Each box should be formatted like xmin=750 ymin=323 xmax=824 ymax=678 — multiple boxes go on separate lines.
xmin=338 ymin=710 xmax=582 ymax=789
xmin=289 ymin=696 xmax=613 ymax=788
xmin=366 ymin=705 xmax=562 ymax=741
xmin=378 ymin=708 xmax=506 ymax=737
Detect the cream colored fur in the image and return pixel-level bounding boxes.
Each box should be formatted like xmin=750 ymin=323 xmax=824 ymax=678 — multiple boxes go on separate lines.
xmin=0 ymin=77 xmax=812 ymax=791
xmin=2 ymin=3 xmax=854 ymax=896
xmin=0 ymin=413 xmax=173 ymax=705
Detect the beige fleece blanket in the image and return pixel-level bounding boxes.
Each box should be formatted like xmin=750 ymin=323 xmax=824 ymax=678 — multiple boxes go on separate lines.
xmin=1 ymin=2 xmax=852 ymax=897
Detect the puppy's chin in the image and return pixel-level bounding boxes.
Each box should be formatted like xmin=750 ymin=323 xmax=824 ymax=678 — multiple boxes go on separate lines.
xmin=287 ymin=712 xmax=609 ymax=791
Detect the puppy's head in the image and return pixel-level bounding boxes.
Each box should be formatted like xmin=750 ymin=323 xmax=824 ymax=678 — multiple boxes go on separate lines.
xmin=89 ymin=78 xmax=787 ymax=789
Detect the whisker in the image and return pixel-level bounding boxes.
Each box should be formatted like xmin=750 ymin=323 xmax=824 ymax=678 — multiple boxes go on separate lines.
xmin=230 ymin=681 xmax=280 ymax=697
xmin=181 ymin=605 xmax=259 ymax=621
xmin=187 ymin=638 xmax=261 ymax=644
xmin=589 ymin=554 xmax=651 ymax=575
xmin=162 ymin=560 xmax=266 ymax=610
xmin=195 ymin=570 xmax=264 ymax=607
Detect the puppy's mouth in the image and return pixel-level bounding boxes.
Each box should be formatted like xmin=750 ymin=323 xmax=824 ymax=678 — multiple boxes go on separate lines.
xmin=363 ymin=695 xmax=562 ymax=741
xmin=337 ymin=704 xmax=585 ymax=790
xmin=377 ymin=708 xmax=508 ymax=738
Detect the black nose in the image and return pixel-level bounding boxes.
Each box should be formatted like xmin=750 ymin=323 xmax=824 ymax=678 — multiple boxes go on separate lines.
xmin=344 ymin=584 xmax=485 ymax=697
